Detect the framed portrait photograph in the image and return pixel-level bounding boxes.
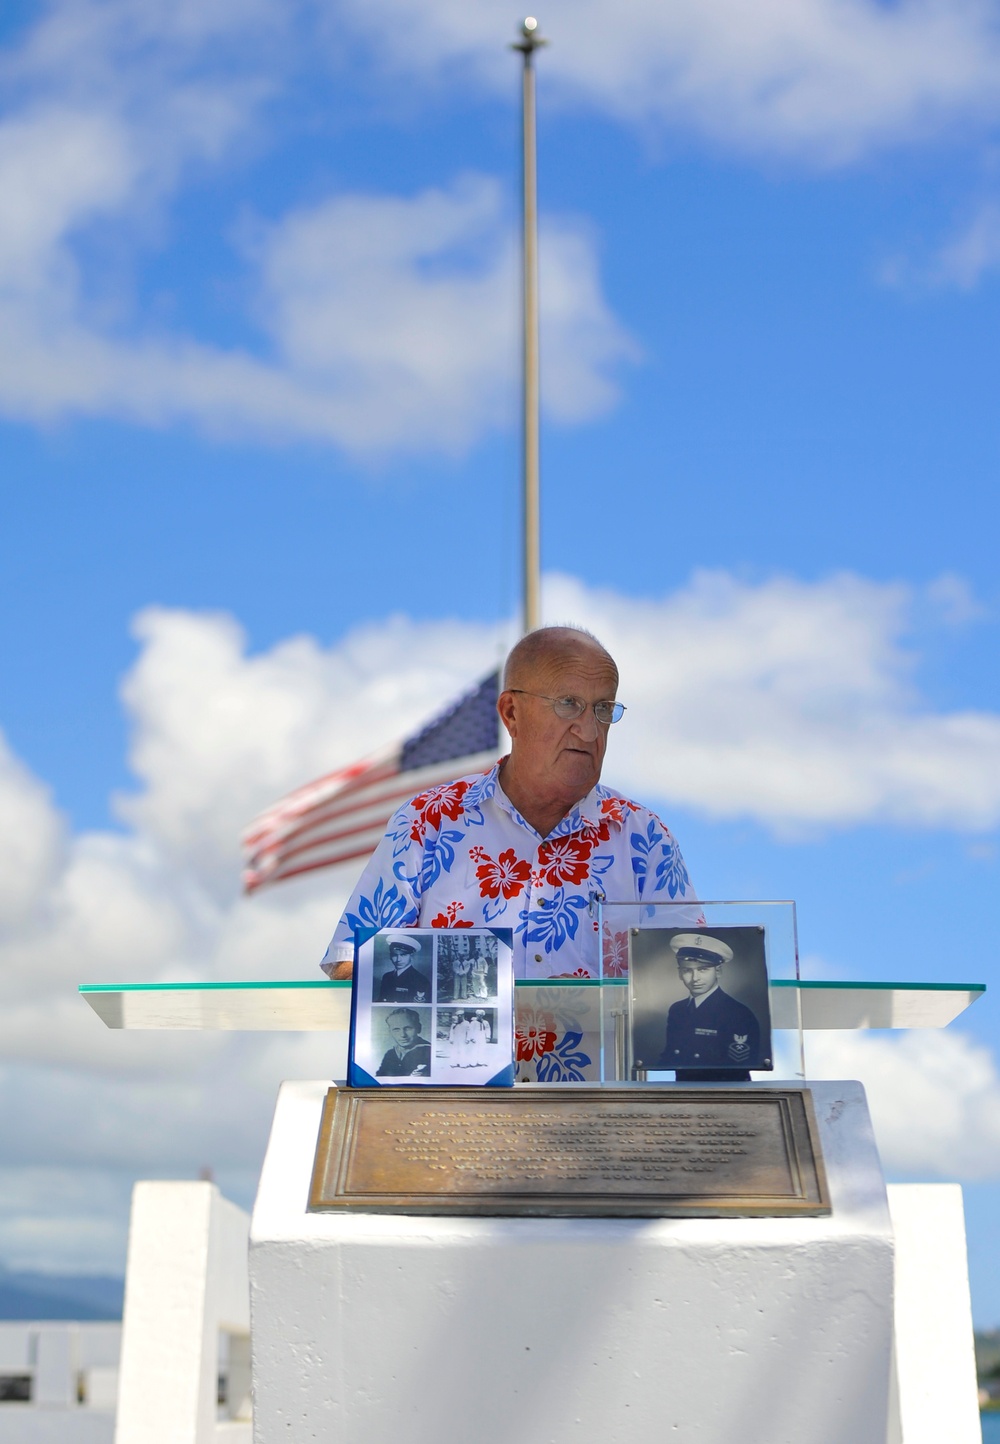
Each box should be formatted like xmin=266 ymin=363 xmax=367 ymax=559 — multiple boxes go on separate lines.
xmin=629 ymin=927 xmax=773 ymax=1076
xmin=349 ymin=928 xmax=515 ymax=1087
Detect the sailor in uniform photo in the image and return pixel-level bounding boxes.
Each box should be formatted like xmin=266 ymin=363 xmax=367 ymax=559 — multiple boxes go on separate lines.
xmin=657 ymin=933 xmax=761 ymax=1080
xmin=376 ymin=937 xmax=432 ymax=1004
xmin=376 ymin=1008 xmax=432 ymax=1077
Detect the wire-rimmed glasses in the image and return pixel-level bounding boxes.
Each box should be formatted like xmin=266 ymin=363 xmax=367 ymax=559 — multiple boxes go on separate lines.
xmin=508 ymin=690 xmax=626 ymax=725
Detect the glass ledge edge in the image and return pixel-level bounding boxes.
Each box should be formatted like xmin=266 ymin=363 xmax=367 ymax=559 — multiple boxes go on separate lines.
xmin=79 ymin=978 xmax=985 ymax=994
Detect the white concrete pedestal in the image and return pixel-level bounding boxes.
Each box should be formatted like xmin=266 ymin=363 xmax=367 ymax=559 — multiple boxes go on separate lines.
xmin=250 ymin=1081 xmax=899 ymax=1444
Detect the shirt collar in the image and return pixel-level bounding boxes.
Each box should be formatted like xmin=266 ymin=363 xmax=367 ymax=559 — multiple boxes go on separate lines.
xmin=693 ymin=984 xmax=720 ymax=1008
xmin=478 ymin=760 xmax=612 ymax=840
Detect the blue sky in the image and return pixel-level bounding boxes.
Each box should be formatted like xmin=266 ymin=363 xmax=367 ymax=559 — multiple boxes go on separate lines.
xmin=2 ymin=0 xmax=1000 ymax=1321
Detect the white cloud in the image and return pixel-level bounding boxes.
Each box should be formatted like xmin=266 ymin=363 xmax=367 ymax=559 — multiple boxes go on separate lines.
xmin=880 ymin=199 xmax=1000 ymax=291
xmin=804 ymin=1029 xmax=1000 ymax=1178
xmin=0 ymin=0 xmax=634 ymax=450
xmin=932 ymin=202 xmax=1000 ymax=289
xmin=339 ymin=0 xmax=1000 ymax=164
xmin=0 ymin=146 xmax=633 ymax=450
xmin=116 ymin=603 xmax=506 ymax=884
xmin=249 ymin=175 xmax=635 ymax=452
xmin=1 ymin=567 xmax=999 ymax=1271
xmin=2 ymin=0 xmax=999 ymax=451
xmin=547 ymin=570 xmax=1000 ymax=831
xmin=0 ymin=734 xmax=65 ymax=931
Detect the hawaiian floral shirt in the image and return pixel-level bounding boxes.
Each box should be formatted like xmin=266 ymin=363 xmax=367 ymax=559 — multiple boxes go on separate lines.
xmin=322 ymin=761 xmax=698 ymax=979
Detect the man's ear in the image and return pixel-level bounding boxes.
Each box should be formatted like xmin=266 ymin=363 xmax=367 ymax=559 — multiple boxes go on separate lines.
xmin=497 ymin=690 xmax=518 ymax=738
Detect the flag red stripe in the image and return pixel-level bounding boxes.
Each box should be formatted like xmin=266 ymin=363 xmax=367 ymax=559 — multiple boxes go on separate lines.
xmin=245 ymin=752 xmax=497 ymax=862
xmin=260 ymin=812 xmax=409 ymax=869
xmin=246 ymin=773 xmax=416 ymax=857
xmin=244 ymin=840 xmax=385 ymax=891
xmin=241 ymin=757 xmax=399 ymax=844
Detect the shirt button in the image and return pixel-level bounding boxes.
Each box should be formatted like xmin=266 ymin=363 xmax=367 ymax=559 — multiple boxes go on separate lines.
xmin=534 ymin=954 xmax=542 ymax=963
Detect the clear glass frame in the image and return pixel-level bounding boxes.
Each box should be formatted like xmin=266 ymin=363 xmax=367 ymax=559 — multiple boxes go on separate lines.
xmin=596 ymin=900 xmax=799 ymax=1083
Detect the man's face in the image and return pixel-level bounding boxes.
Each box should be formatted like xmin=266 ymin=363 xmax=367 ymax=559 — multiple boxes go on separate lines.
xmin=389 ymin=946 xmax=412 ymax=972
xmin=388 ymin=1015 xmax=419 ymax=1047
xmin=504 ymin=647 xmax=618 ymax=797
xmin=678 ymin=961 xmax=722 ymax=998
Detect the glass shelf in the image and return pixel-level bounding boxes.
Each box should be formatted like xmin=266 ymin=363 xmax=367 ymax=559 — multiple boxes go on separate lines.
xmin=79 ymin=978 xmax=984 ymax=1033
xmin=769 ymin=980 xmax=984 ymax=1031
xmin=80 ymin=980 xmax=352 ymax=1031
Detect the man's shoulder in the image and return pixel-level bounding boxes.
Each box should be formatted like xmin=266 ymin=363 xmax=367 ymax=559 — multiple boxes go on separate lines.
xmin=593 ymin=785 xmax=667 ymax=831
xmin=713 ymin=990 xmax=759 ymax=1023
xmin=399 ymin=766 xmax=497 ymax=825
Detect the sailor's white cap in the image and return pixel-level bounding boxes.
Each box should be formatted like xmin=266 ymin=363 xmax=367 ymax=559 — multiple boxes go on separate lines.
xmin=386 ymin=934 xmax=420 ymax=955
xmin=669 ymin=933 xmax=734 ymax=966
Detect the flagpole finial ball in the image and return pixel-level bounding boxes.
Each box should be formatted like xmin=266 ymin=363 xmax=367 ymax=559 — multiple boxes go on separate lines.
xmin=512 ymin=16 xmax=547 ymax=51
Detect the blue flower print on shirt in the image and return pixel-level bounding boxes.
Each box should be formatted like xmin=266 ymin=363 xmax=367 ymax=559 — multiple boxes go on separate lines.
xmin=388 ymin=808 xmax=415 ymax=861
xmin=654 ymin=837 xmax=691 ymax=899
xmin=343 ymin=877 xmax=417 ymax=939
xmin=536 ymin=1030 xmax=592 ymax=1083
xmin=519 ymin=888 xmax=589 ymax=952
xmin=629 ymin=818 xmax=665 ymax=898
xmin=419 ymin=829 xmax=464 ymax=892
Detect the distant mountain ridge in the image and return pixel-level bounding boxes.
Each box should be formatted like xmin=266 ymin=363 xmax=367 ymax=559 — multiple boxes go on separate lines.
xmin=0 ymin=1266 xmax=123 ymax=1320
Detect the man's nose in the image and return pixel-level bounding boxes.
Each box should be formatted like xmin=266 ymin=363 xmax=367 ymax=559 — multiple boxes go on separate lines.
xmin=571 ymin=706 xmax=601 ymax=741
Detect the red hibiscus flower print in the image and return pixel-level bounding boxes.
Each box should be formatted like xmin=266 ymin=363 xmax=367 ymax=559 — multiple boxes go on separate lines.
xmin=536 ymin=834 xmax=594 ymax=886
xmin=409 ymin=779 xmax=471 ymax=835
xmin=549 ymin=968 xmax=595 ymax=979
xmin=472 ymin=846 xmax=531 ymax=901
xmin=515 ymin=1008 xmax=557 ymax=1062
xmin=602 ymin=925 xmax=629 ymax=978
xmin=430 ymin=902 xmax=473 ymax=928
xmin=599 ymin=795 xmax=639 ymax=828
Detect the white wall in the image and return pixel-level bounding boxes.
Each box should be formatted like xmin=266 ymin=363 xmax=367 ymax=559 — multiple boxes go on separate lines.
xmin=115 ymin=1181 xmax=251 ymax=1444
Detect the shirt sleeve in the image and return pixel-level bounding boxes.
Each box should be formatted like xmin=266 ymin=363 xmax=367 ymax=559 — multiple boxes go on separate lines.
xmin=318 ymin=803 xmax=423 ymax=974
xmin=632 ymin=807 xmax=703 ymax=929
xmin=642 ymin=813 xmax=696 ymax=904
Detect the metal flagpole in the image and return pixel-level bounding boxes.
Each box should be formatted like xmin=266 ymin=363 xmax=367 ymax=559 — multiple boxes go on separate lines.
xmin=512 ymin=17 xmax=547 ymax=637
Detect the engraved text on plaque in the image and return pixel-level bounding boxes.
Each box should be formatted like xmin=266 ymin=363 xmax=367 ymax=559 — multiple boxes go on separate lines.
xmin=309 ymin=1088 xmax=830 ymax=1217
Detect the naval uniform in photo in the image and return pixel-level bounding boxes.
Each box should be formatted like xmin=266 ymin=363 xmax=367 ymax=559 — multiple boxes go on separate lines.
xmin=656 ymin=931 xmax=764 ymax=1080
xmin=376 ymin=1038 xmax=432 ymax=1076
xmin=377 ymin=964 xmax=431 ymax=1004
xmin=659 ymin=986 xmax=761 ymax=1069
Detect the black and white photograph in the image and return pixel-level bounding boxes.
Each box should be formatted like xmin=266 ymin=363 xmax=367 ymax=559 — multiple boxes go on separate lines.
xmin=436 ymin=932 xmax=498 ymax=1003
xmin=371 ymin=931 xmax=433 ymax=1005
xmin=373 ymin=1006 xmax=433 ymax=1078
xmin=629 ymin=927 xmax=772 ymax=1076
xmin=350 ymin=927 xmax=516 ymax=1086
xmin=436 ymin=1008 xmax=498 ymax=1072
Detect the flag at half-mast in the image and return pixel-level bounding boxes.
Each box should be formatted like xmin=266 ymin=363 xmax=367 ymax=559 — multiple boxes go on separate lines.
xmin=241 ymin=672 xmax=501 ymax=893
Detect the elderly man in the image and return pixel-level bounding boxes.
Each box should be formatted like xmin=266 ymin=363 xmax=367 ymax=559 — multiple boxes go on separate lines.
xmin=321 ymin=626 xmax=696 ymax=980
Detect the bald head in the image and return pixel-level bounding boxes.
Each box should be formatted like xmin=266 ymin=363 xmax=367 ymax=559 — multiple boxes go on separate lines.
xmin=502 ymin=627 xmax=618 ymax=693
xmin=497 ymin=626 xmax=620 ymax=834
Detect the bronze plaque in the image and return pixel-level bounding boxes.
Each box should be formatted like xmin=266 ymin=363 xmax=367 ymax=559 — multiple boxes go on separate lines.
xmin=308 ymin=1087 xmax=830 ymax=1217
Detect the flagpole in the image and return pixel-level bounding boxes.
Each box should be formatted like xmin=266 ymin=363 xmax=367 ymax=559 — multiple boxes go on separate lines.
xmin=512 ymin=17 xmax=547 ymax=636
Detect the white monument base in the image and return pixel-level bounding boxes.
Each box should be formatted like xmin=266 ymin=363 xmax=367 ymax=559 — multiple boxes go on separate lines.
xmin=251 ymin=1081 xmax=902 ymax=1444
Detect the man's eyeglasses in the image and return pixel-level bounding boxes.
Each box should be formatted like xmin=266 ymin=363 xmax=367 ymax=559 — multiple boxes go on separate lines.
xmin=508 ymin=691 xmax=626 ymax=725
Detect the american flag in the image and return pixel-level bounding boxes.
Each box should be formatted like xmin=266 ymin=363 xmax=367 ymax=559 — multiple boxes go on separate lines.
xmin=241 ymin=672 xmax=501 ymax=893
